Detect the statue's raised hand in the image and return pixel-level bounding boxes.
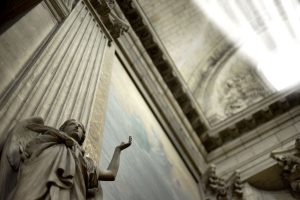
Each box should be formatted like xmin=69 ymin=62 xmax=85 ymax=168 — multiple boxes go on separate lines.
xmin=117 ymin=136 xmax=132 ymax=150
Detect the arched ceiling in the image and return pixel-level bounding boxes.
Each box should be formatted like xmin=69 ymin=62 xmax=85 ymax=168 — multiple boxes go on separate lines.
xmin=137 ymin=0 xmax=274 ymax=125
xmin=116 ymin=0 xmax=300 ymax=152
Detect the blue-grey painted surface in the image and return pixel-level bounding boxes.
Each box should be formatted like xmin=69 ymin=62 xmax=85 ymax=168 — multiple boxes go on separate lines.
xmin=100 ymin=57 xmax=200 ymax=200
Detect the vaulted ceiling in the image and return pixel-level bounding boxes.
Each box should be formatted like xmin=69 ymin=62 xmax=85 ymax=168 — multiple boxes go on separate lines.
xmin=137 ymin=0 xmax=275 ymax=125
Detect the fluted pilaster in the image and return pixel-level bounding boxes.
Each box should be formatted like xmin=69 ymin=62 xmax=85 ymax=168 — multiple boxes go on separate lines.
xmin=0 ymin=1 xmax=112 ymax=159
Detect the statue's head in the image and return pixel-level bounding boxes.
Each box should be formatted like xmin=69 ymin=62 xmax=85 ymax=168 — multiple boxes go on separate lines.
xmin=59 ymin=119 xmax=86 ymax=145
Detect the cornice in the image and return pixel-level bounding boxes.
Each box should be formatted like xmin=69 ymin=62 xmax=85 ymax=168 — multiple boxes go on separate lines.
xmin=115 ymin=0 xmax=209 ymax=137
xmin=114 ymin=0 xmax=300 ymax=154
xmin=204 ymin=89 xmax=300 ymax=152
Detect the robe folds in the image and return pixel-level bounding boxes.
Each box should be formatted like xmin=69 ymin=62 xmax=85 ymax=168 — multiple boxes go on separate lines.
xmin=12 ymin=130 xmax=100 ymax=200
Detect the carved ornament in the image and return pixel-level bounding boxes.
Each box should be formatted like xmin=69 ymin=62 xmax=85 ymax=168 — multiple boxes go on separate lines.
xmin=203 ymin=165 xmax=243 ymax=200
xmin=90 ymin=0 xmax=129 ymax=40
xmin=271 ymin=138 xmax=300 ymax=197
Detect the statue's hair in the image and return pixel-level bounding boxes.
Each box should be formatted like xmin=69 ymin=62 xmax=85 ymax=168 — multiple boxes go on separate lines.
xmin=59 ymin=119 xmax=86 ymax=145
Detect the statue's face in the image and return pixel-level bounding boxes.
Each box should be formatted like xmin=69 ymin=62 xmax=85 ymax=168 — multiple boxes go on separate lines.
xmin=63 ymin=120 xmax=84 ymax=142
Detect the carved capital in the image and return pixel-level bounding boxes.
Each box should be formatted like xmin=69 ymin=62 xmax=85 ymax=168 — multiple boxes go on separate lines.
xmin=204 ymin=165 xmax=243 ymax=200
xmin=90 ymin=0 xmax=129 ymax=40
xmin=271 ymin=138 xmax=300 ymax=195
xmin=231 ymin=171 xmax=243 ymax=199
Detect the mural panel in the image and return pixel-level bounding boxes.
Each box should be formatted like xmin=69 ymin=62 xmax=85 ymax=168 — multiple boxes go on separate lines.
xmin=100 ymin=56 xmax=200 ymax=200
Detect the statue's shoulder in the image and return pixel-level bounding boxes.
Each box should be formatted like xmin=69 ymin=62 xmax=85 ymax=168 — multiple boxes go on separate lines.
xmin=15 ymin=116 xmax=44 ymax=134
xmin=6 ymin=117 xmax=45 ymax=170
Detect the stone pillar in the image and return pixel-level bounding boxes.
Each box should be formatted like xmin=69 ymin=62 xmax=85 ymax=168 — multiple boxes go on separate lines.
xmin=0 ymin=1 xmax=114 ymax=163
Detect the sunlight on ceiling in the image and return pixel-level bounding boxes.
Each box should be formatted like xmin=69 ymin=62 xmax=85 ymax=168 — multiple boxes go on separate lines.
xmin=193 ymin=0 xmax=300 ymax=90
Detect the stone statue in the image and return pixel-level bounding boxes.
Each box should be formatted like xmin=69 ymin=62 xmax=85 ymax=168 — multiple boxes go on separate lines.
xmin=0 ymin=117 xmax=132 ymax=200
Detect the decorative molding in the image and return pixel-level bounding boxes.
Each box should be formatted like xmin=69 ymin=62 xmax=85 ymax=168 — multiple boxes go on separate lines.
xmin=204 ymin=89 xmax=300 ymax=152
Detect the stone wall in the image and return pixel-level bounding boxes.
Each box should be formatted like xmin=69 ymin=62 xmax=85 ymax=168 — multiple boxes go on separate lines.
xmin=0 ymin=2 xmax=58 ymax=97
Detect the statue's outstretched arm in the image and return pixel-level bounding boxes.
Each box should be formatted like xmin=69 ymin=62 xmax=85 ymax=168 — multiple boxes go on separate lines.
xmin=98 ymin=136 xmax=132 ymax=181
